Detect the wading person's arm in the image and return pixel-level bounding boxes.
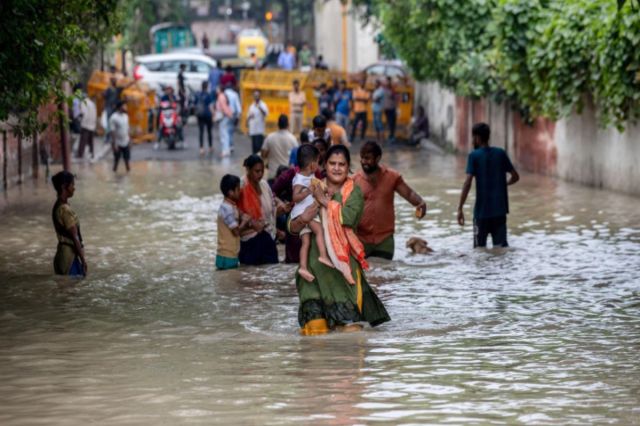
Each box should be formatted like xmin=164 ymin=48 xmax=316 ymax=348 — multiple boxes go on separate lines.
xmin=69 ymin=225 xmax=87 ymax=275
xmin=507 ymin=169 xmax=520 ymax=186
xmin=457 ymin=175 xmax=474 ymax=226
xmin=396 ymin=180 xmax=427 ymax=219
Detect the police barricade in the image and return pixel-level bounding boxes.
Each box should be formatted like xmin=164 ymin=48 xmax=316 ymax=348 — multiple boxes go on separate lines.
xmin=87 ymin=71 xmax=157 ymax=144
xmin=239 ymin=69 xmax=413 ymax=140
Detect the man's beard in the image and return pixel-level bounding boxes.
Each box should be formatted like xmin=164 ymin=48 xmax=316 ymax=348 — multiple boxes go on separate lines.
xmin=362 ymin=164 xmax=379 ymax=174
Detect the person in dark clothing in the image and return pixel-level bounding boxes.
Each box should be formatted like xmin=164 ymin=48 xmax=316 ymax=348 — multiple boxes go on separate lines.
xmin=195 ymin=81 xmax=214 ymax=155
xmin=457 ymin=123 xmax=520 ymax=248
xmin=177 ymin=63 xmax=187 ymax=119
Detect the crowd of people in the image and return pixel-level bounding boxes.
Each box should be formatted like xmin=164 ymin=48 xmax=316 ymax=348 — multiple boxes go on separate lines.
xmin=56 ymin=56 xmax=518 ymax=336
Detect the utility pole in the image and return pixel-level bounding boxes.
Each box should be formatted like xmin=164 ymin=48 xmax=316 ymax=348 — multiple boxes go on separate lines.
xmin=341 ymin=0 xmax=348 ymax=73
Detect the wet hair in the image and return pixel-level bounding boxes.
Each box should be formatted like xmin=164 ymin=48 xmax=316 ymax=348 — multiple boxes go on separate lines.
xmin=220 ymin=174 xmax=240 ymax=197
xmin=51 ymin=171 xmax=75 ymax=194
xmin=297 ymin=144 xmax=319 ymax=169
xmin=293 ymin=79 xmax=299 ymax=85
xmin=472 ymin=122 xmax=491 ymax=144
xmin=180 ymin=63 xmax=186 ymax=70
xmin=277 ymin=114 xmax=289 ymax=130
xmin=361 ymin=140 xmax=382 ymax=158
xmin=116 ymin=100 xmax=126 ymax=110
xmin=243 ymin=154 xmax=264 ymax=170
xmin=225 ymin=65 xmax=232 ymax=72
xmin=201 ymin=81 xmax=208 ymax=90
xmin=312 ymin=138 xmax=329 ymax=151
xmin=299 ymin=130 xmax=310 ymax=144
xmin=321 ymin=108 xmax=333 ymax=121
xmin=276 ymin=165 xmax=289 ymax=179
xmin=326 ymin=144 xmax=351 ymax=166
xmin=312 ymin=114 xmax=326 ymax=129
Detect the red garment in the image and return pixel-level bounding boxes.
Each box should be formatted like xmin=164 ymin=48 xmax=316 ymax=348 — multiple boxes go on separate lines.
xmin=238 ymin=180 xmax=262 ymax=221
xmin=220 ymin=73 xmax=237 ymax=88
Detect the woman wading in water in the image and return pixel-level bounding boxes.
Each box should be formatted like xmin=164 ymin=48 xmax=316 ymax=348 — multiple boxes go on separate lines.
xmin=51 ymin=171 xmax=87 ymax=276
xmin=290 ymin=145 xmax=390 ymax=335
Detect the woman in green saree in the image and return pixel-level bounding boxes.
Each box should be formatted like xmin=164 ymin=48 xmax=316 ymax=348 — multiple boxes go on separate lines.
xmin=290 ymin=145 xmax=390 ymax=335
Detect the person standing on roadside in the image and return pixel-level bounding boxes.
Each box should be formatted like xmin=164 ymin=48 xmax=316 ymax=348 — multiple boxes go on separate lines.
xmin=298 ymin=43 xmax=312 ymax=70
xmin=247 ymin=90 xmax=269 ymax=154
xmin=278 ymin=44 xmax=296 ymax=70
xmin=208 ymin=64 xmax=222 ymax=97
xmin=220 ymin=65 xmax=237 ymax=88
xmin=177 ymin=63 xmax=187 ymax=119
xmin=383 ymin=77 xmax=398 ymax=142
xmin=224 ymin=84 xmax=242 ymax=153
xmin=195 ymin=81 xmax=215 ymax=155
xmin=215 ymin=85 xmax=233 ymax=157
xmin=457 ymin=123 xmax=519 ymax=248
xmin=51 ymin=171 xmax=87 ymax=277
xmin=317 ymin=83 xmax=333 ymax=114
xmin=109 ymin=101 xmax=131 ymax=173
xmin=333 ymin=79 xmax=352 ymax=131
xmin=371 ymin=80 xmax=385 ymax=144
xmin=351 ymin=78 xmax=370 ymax=143
xmin=288 ymin=79 xmax=306 ymax=135
xmin=77 ymin=94 xmax=97 ymax=160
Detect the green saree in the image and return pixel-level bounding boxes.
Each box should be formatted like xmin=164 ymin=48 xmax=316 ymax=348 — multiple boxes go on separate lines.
xmin=296 ymin=184 xmax=391 ymax=329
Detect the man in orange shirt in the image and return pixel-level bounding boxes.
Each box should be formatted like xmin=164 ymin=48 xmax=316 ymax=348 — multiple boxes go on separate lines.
xmin=322 ymin=109 xmax=350 ymax=147
xmin=354 ymin=141 xmax=427 ymax=259
xmin=350 ymin=78 xmax=370 ymax=142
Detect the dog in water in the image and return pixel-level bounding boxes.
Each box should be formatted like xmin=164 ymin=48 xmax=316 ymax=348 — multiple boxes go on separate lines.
xmin=406 ymin=237 xmax=434 ymax=254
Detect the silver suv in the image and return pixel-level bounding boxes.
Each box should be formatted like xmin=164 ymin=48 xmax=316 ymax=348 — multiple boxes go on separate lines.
xmin=133 ymin=52 xmax=218 ymax=95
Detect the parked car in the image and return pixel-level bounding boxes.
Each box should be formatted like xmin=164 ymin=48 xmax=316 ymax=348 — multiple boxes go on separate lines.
xmin=363 ymin=61 xmax=409 ymax=81
xmin=133 ymin=52 xmax=218 ymax=95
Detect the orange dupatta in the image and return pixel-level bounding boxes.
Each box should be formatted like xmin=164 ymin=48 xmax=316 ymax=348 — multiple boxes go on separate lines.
xmin=325 ymin=177 xmax=369 ymax=271
xmin=238 ymin=179 xmax=262 ymax=221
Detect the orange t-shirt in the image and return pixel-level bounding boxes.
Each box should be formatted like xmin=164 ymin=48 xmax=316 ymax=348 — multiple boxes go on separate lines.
xmin=328 ymin=121 xmax=348 ymax=145
xmin=352 ymin=87 xmax=370 ymax=113
xmin=353 ymin=166 xmax=404 ymax=245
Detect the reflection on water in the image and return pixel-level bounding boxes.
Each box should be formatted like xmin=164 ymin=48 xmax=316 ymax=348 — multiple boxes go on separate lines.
xmin=1 ymin=148 xmax=639 ymax=425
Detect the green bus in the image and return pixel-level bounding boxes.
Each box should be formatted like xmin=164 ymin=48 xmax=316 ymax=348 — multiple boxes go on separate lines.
xmin=150 ymin=22 xmax=196 ymax=53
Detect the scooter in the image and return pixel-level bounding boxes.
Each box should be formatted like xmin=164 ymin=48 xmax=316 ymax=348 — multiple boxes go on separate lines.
xmin=157 ymin=100 xmax=182 ymax=150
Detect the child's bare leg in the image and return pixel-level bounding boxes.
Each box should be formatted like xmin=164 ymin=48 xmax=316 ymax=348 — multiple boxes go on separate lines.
xmin=309 ymin=220 xmax=334 ymax=268
xmin=298 ymin=233 xmax=315 ymax=282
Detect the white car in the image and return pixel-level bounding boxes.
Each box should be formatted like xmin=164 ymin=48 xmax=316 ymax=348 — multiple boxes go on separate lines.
xmin=133 ymin=52 xmax=217 ymax=95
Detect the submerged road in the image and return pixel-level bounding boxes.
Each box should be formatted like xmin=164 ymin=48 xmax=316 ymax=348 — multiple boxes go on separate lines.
xmin=1 ymin=123 xmax=639 ymax=425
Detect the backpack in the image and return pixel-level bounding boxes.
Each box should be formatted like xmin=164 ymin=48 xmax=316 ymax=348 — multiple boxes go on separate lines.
xmin=195 ymin=93 xmax=208 ymax=117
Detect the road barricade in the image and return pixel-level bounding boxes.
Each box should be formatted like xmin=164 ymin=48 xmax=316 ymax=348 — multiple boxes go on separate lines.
xmin=87 ymin=71 xmax=157 ymax=144
xmin=239 ymin=69 xmax=414 ymax=139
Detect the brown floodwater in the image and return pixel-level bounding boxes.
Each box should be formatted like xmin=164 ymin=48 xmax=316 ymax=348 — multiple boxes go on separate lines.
xmin=1 ymin=143 xmax=639 ymax=425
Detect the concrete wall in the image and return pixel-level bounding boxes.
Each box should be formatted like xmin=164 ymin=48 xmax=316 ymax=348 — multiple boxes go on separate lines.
xmin=314 ymin=0 xmax=379 ymax=72
xmin=414 ymin=81 xmax=640 ymax=196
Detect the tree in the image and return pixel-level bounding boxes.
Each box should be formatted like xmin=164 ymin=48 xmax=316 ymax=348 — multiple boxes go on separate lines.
xmin=354 ymin=0 xmax=640 ymax=129
xmin=0 ymin=0 xmax=121 ymax=136
xmin=120 ymin=0 xmax=186 ymax=55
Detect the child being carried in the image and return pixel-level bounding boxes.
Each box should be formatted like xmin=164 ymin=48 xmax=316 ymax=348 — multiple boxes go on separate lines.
xmin=291 ymin=144 xmax=334 ymax=281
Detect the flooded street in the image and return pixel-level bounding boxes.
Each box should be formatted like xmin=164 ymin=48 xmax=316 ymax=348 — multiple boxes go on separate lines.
xmin=1 ymin=140 xmax=639 ymax=425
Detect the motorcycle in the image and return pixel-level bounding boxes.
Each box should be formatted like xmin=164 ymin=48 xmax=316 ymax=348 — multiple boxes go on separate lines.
xmin=157 ymin=100 xmax=182 ymax=150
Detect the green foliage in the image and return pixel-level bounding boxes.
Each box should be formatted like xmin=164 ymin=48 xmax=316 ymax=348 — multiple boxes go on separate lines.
xmin=0 ymin=0 xmax=120 ymax=135
xmin=362 ymin=0 xmax=640 ymax=129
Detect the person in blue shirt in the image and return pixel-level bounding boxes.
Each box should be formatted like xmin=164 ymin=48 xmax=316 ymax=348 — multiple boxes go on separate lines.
xmin=333 ymin=79 xmax=352 ymax=131
xmin=208 ymin=65 xmax=222 ymax=97
xmin=457 ymin=123 xmax=520 ymax=248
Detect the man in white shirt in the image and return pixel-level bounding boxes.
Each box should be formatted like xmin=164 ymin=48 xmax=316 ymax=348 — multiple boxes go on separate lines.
xmin=108 ymin=101 xmax=131 ymax=173
xmin=261 ymin=114 xmax=298 ymax=180
xmin=77 ymin=95 xmax=97 ymax=160
xmin=247 ymin=90 xmax=269 ymax=154
xmin=224 ymin=84 xmax=242 ymax=153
